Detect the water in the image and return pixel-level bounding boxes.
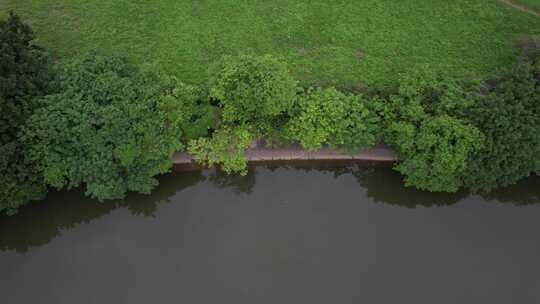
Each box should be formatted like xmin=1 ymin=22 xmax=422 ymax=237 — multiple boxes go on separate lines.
xmin=1 ymin=165 xmax=540 ymax=304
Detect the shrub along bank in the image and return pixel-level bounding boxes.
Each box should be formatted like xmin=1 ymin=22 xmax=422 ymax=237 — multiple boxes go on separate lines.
xmin=1 ymin=13 xmax=539 ymax=214
xmin=0 ymin=12 xmax=52 ymax=214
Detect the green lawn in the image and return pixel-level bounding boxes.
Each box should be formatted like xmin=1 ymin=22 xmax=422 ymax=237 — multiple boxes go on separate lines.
xmin=2 ymin=0 xmax=539 ymax=89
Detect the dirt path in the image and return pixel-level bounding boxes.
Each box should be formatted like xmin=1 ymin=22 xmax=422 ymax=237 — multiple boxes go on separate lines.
xmin=497 ymin=0 xmax=540 ymax=17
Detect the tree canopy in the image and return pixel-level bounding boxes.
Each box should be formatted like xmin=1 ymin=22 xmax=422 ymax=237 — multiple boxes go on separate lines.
xmin=463 ymin=62 xmax=540 ymax=191
xmin=188 ymin=125 xmax=253 ymax=175
xmin=392 ymin=115 xmax=483 ymax=192
xmin=286 ymin=87 xmax=380 ymax=152
xmin=210 ymin=54 xmax=297 ymax=135
xmin=386 ymin=67 xmax=484 ymax=192
xmin=164 ymin=81 xmax=220 ymax=142
xmin=24 ymin=53 xmax=184 ymax=201
xmin=0 ymin=12 xmax=52 ymax=214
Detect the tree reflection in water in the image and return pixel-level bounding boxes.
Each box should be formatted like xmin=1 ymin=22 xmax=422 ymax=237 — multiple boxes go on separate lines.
xmin=207 ymin=169 xmax=256 ymax=195
xmin=0 ymin=172 xmax=206 ymax=253
xmin=263 ymin=161 xmax=540 ymax=208
xmin=0 ymin=164 xmax=538 ymax=253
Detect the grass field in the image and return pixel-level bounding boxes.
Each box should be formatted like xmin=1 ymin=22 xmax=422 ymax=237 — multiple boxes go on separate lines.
xmin=1 ymin=0 xmax=539 ymax=89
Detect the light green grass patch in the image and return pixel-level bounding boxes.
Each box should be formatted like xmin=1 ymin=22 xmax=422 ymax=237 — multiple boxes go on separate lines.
xmin=2 ymin=0 xmax=539 ymax=89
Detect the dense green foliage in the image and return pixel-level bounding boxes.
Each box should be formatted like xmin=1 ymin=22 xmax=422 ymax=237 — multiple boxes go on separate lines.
xmin=165 ymin=81 xmax=220 ymax=141
xmin=391 ymin=115 xmax=484 ymax=192
xmin=24 ymin=53 xmax=183 ymax=201
xmin=0 ymin=12 xmax=52 ymax=214
xmin=3 ymin=0 xmax=540 ymax=88
xmin=386 ymin=67 xmax=484 ymax=192
xmin=188 ymin=126 xmax=253 ymax=175
xmin=210 ymin=54 xmax=297 ymax=134
xmin=463 ymin=62 xmax=540 ymax=191
xmin=286 ymin=87 xmax=380 ymax=152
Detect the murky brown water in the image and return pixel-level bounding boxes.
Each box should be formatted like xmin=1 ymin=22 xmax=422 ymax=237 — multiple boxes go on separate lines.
xmin=1 ymin=165 xmax=539 ymax=304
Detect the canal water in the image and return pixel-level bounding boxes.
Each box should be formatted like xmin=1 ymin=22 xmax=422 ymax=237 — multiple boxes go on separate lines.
xmin=1 ymin=165 xmax=539 ymax=303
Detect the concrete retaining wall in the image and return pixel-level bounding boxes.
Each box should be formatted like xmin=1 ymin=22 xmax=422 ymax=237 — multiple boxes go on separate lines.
xmin=172 ymin=143 xmax=397 ymax=170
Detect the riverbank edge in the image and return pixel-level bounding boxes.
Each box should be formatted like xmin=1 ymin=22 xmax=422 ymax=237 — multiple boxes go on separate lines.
xmin=172 ymin=143 xmax=397 ymax=171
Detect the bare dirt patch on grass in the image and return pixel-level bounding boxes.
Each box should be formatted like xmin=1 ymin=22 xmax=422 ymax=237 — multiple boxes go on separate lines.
xmin=498 ymin=0 xmax=540 ymax=17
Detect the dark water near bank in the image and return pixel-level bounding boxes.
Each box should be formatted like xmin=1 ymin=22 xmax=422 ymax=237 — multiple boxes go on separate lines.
xmin=1 ymin=165 xmax=540 ymax=304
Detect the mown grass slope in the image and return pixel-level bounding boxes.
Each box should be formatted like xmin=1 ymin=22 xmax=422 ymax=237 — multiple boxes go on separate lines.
xmin=2 ymin=0 xmax=539 ymax=89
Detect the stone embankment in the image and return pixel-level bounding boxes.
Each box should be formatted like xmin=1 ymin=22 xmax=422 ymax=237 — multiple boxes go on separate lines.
xmin=172 ymin=143 xmax=397 ymax=170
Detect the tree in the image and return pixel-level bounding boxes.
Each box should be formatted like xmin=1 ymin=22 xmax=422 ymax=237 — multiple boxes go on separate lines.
xmin=0 ymin=12 xmax=53 ymax=214
xmin=463 ymin=62 xmax=540 ymax=191
xmin=209 ymin=54 xmax=297 ymax=135
xmin=163 ymin=81 xmax=220 ymax=141
xmin=286 ymin=87 xmax=380 ymax=152
xmin=386 ymin=66 xmax=483 ymax=192
xmin=24 ymin=53 xmax=184 ymax=201
xmin=392 ymin=115 xmax=483 ymax=192
xmin=188 ymin=126 xmax=253 ymax=175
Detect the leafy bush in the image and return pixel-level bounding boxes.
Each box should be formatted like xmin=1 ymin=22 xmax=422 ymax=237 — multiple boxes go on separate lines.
xmin=24 ymin=53 xmax=184 ymax=201
xmin=210 ymin=54 xmax=297 ymax=134
xmin=386 ymin=66 xmax=484 ymax=192
xmin=163 ymin=81 xmax=220 ymax=141
xmin=463 ymin=62 xmax=540 ymax=191
xmin=286 ymin=87 xmax=380 ymax=152
xmin=0 ymin=12 xmax=52 ymax=214
xmin=393 ymin=66 xmax=475 ymax=118
xmin=188 ymin=126 xmax=253 ymax=175
xmin=392 ymin=115 xmax=484 ymax=192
